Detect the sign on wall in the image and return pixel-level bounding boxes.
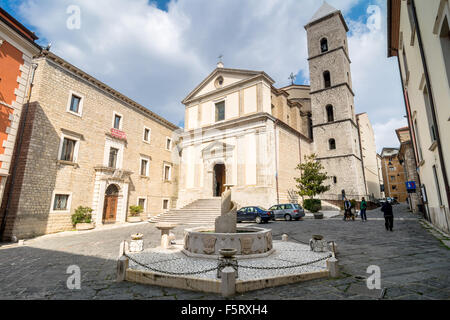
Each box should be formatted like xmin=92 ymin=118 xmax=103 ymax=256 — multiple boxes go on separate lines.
xmin=406 ymin=181 xmax=416 ymax=191
xmin=111 ymin=128 xmax=127 ymax=140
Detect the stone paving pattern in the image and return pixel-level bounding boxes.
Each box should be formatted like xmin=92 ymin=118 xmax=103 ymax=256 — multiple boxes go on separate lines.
xmin=0 ymin=204 xmax=449 ymax=300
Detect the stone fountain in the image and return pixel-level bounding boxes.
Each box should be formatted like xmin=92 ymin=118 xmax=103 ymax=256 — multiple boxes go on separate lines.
xmin=182 ymin=189 xmax=274 ymax=258
xmin=121 ymin=188 xmax=336 ymax=297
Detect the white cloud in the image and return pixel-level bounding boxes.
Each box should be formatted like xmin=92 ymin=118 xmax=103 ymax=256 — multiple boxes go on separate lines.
xmin=18 ymin=0 xmax=405 ymax=148
xmin=373 ymin=117 xmax=408 ymax=153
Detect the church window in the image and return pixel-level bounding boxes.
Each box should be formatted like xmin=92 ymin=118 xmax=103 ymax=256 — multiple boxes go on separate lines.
xmin=323 ymin=71 xmax=331 ymax=88
xmin=329 ymin=138 xmax=336 ymax=150
xmin=333 ymin=176 xmax=337 ymax=184
xmin=320 ymin=38 xmax=328 ymax=53
xmin=308 ymin=114 xmax=313 ymax=139
xmin=215 ymin=101 xmax=225 ymax=122
xmin=326 ymin=105 xmax=334 ymax=122
xmin=214 ymin=76 xmax=224 ymax=88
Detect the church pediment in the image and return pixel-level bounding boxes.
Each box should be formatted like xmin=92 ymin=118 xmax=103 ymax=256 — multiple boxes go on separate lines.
xmin=201 ymin=141 xmax=235 ymax=158
xmin=182 ymin=67 xmax=274 ymax=104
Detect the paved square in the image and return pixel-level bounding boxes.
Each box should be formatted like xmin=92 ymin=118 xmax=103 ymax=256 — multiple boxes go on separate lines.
xmin=1 ymin=204 xmax=449 ymax=300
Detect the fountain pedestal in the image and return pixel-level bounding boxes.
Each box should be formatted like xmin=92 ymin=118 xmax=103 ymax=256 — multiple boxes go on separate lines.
xmin=156 ymin=223 xmax=176 ymax=249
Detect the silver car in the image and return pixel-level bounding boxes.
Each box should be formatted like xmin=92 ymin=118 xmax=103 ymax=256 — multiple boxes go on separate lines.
xmin=268 ymin=203 xmax=305 ymax=221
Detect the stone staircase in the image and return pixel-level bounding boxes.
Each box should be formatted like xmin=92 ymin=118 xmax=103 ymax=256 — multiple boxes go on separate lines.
xmin=148 ymin=198 xmax=222 ymax=225
xmin=320 ymin=200 xmax=342 ymax=211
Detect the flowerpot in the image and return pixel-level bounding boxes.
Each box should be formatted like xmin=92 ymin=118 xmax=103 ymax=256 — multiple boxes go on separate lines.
xmin=127 ymin=216 xmax=142 ymax=223
xmin=76 ymin=222 xmax=94 ymax=231
xmin=313 ymin=213 xmax=324 ymax=219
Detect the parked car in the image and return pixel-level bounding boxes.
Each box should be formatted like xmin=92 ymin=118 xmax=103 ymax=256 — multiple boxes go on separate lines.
xmin=236 ymin=206 xmax=273 ymax=224
xmin=386 ymin=197 xmax=399 ymax=205
xmin=268 ymin=203 xmax=305 ymax=221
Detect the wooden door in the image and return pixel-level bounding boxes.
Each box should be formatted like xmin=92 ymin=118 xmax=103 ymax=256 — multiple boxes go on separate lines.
xmin=103 ymin=196 xmax=118 ymax=223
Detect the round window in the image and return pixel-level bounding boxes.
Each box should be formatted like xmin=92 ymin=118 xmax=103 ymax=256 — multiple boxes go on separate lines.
xmin=215 ymin=76 xmax=224 ymax=88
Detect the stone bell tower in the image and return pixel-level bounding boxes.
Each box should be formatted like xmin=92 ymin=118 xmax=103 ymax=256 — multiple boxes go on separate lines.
xmin=304 ymin=2 xmax=367 ymax=200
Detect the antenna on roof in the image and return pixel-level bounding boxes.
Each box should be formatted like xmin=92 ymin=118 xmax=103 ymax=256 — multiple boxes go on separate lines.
xmin=217 ymin=54 xmax=224 ymax=68
xmin=288 ymin=72 xmax=296 ymax=85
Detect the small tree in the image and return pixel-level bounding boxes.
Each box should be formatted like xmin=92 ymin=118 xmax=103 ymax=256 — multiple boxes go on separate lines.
xmin=294 ymin=153 xmax=330 ymax=200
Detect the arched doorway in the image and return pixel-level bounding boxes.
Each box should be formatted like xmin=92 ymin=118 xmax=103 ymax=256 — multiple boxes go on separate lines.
xmin=213 ymin=163 xmax=226 ymax=197
xmin=103 ymin=184 xmax=119 ymax=224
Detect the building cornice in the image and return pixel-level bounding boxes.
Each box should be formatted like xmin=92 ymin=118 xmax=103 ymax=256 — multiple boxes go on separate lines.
xmin=316 ymin=153 xmax=362 ymax=162
xmin=310 ymin=82 xmax=355 ymax=97
xmin=183 ymin=73 xmax=274 ymax=106
xmin=307 ymin=46 xmax=351 ymax=64
xmin=0 ymin=19 xmax=41 ymax=55
xmin=37 ymin=51 xmax=179 ymax=131
xmin=181 ymin=112 xmax=312 ymax=143
xmin=312 ymin=118 xmax=358 ymax=130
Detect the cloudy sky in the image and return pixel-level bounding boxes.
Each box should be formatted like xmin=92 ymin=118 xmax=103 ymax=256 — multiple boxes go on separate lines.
xmin=1 ymin=0 xmax=407 ymax=152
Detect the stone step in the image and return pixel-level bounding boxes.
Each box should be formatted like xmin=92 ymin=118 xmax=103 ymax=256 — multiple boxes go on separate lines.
xmin=149 ymin=198 xmax=222 ymax=224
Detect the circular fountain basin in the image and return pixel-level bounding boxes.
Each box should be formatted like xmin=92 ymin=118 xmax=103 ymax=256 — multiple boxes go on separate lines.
xmin=182 ymin=226 xmax=274 ymax=259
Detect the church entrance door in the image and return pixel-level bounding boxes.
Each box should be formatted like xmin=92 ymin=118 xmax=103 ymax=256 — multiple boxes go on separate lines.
xmin=103 ymin=184 xmax=119 ymax=224
xmin=213 ymin=164 xmax=226 ymax=197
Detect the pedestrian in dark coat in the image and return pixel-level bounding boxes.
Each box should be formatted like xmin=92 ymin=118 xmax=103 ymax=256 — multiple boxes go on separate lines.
xmin=343 ymin=198 xmax=352 ymax=221
xmin=360 ymin=197 xmax=368 ymax=221
xmin=381 ymin=201 xmax=394 ymax=231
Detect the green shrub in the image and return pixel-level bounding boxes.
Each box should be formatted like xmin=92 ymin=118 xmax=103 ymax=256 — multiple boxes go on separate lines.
xmin=71 ymin=206 xmax=93 ymax=226
xmin=350 ymin=199 xmax=357 ymax=209
xmin=129 ymin=205 xmax=143 ymax=217
xmin=303 ymin=199 xmax=322 ymax=213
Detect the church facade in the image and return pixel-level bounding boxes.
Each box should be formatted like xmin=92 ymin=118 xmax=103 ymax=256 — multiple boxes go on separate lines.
xmin=177 ymin=3 xmax=376 ymax=209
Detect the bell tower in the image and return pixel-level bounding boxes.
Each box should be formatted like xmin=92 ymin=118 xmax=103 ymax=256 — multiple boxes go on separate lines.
xmin=304 ymin=2 xmax=367 ymax=199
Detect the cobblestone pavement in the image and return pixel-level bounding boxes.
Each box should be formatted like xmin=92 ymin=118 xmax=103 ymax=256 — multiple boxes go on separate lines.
xmin=0 ymin=203 xmax=449 ymax=300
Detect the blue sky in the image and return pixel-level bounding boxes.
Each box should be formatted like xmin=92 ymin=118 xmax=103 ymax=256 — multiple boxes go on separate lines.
xmin=0 ymin=0 xmax=406 ymax=151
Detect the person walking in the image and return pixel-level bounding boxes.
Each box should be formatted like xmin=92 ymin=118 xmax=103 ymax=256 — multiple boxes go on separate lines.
xmin=360 ymin=197 xmax=368 ymax=222
xmin=381 ymin=201 xmax=394 ymax=231
xmin=343 ymin=198 xmax=352 ymax=221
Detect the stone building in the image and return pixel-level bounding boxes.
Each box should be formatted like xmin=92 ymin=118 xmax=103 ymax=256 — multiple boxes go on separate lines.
xmin=357 ymin=113 xmax=382 ymax=199
xmin=304 ymin=2 xmax=367 ymax=201
xmin=377 ymin=154 xmax=385 ymax=198
xmin=0 ymin=50 xmax=179 ymax=240
xmin=177 ymin=2 xmax=377 ymax=210
xmin=396 ymin=127 xmax=422 ymax=213
xmin=387 ymin=0 xmax=450 ymax=232
xmin=380 ymin=147 xmax=408 ymax=203
xmin=0 ymin=8 xmax=40 ymax=237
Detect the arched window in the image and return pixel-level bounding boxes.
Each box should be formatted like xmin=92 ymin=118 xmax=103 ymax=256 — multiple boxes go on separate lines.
xmin=323 ymin=71 xmax=331 ymax=88
xmin=329 ymin=138 xmax=336 ymax=150
xmin=320 ymin=38 xmax=328 ymax=53
xmin=326 ymin=105 xmax=334 ymax=122
xmin=333 ymin=176 xmax=337 ymax=184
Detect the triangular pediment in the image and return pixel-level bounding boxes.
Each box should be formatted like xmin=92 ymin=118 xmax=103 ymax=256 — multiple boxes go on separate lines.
xmin=201 ymin=141 xmax=235 ymax=157
xmin=182 ymin=67 xmax=274 ymax=104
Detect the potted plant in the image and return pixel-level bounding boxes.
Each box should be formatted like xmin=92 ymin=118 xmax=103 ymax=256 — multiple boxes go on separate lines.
xmin=128 ymin=205 xmax=143 ymax=223
xmin=72 ymin=206 xmax=94 ymax=231
xmin=294 ymin=154 xmax=330 ymax=220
